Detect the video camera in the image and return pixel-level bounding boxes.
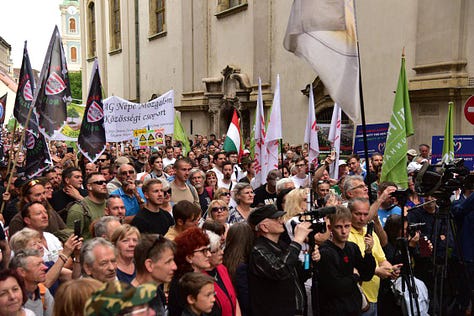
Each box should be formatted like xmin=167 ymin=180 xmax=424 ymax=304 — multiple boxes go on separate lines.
xmin=408 ymin=222 xmax=425 ymax=237
xmin=298 ymin=206 xmax=336 ymax=234
xmin=415 ymin=159 xmax=470 ymax=206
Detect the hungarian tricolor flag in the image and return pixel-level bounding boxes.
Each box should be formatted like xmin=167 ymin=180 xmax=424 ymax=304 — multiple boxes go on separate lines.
xmin=223 ymin=109 xmax=243 ymax=159
xmin=14 ymin=41 xmax=37 ymax=131
xmin=24 ymin=129 xmax=52 ymax=178
xmin=77 ymin=59 xmax=106 ymax=163
xmin=32 ymin=25 xmax=71 ymax=139
xmin=0 ymin=93 xmax=7 ymax=126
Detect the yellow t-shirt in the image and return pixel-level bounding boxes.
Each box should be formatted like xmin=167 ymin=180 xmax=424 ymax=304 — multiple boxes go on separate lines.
xmin=348 ymin=226 xmax=386 ymax=303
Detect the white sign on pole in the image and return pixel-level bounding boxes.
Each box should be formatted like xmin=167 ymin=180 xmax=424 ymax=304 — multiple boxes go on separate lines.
xmin=103 ymin=90 xmax=174 ymax=142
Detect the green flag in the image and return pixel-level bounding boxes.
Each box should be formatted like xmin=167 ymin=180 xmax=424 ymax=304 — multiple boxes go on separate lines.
xmin=173 ymin=113 xmax=190 ymax=155
xmin=380 ymin=56 xmax=414 ymax=189
xmin=441 ymin=102 xmax=454 ymax=164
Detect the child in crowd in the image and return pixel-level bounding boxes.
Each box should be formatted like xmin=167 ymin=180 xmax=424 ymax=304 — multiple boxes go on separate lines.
xmin=179 ymin=272 xmax=216 ymax=316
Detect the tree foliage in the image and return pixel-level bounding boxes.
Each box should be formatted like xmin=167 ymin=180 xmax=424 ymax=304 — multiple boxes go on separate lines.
xmin=69 ymin=71 xmax=82 ymax=104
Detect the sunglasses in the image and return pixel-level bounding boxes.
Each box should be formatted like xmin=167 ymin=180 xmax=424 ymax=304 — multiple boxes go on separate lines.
xmin=221 ymin=192 xmax=231 ymax=197
xmin=97 ymin=159 xmax=107 ymax=162
xmin=211 ymin=206 xmax=228 ymax=213
xmin=89 ymin=180 xmax=107 ymax=185
xmin=161 ymin=189 xmax=172 ymax=195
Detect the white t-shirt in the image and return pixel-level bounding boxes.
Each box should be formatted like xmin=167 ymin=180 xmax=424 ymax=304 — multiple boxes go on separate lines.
xmin=291 ymin=175 xmax=310 ymax=188
xmin=43 ymin=232 xmax=63 ymax=263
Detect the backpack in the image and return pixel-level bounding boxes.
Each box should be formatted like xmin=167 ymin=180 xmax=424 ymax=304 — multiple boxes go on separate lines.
xmin=53 ymin=199 xmax=93 ymax=242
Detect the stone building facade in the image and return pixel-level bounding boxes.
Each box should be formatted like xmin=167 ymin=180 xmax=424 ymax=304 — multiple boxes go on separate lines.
xmin=79 ymin=0 xmax=474 ymax=147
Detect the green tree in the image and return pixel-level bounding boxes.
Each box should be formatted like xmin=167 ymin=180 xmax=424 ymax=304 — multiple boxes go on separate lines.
xmin=69 ymin=71 xmax=82 ymax=104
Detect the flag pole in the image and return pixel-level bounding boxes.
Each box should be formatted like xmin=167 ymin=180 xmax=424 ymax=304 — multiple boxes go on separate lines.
xmin=280 ymin=139 xmax=284 ymax=175
xmin=353 ymin=1 xmax=372 ymax=201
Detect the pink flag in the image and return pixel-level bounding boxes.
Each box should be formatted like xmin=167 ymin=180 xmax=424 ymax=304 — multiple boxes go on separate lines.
xmin=304 ymin=84 xmax=319 ymax=168
xmin=264 ymin=75 xmax=282 ymax=173
xmin=253 ymin=78 xmax=267 ymax=187
xmin=328 ymin=103 xmax=342 ymax=179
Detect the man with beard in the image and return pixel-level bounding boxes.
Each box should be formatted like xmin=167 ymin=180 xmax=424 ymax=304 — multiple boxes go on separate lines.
xmin=252 ymin=169 xmax=280 ymax=207
xmin=8 ymin=179 xmax=66 ymax=236
xmin=50 ymin=167 xmax=88 ymax=222
xmin=66 ymin=173 xmax=107 ymax=240
xmin=131 ymin=179 xmax=174 ymax=235
xmin=218 ymin=161 xmax=236 ymax=190
xmin=42 ymin=169 xmax=61 ymax=191
xmin=189 ymin=169 xmax=211 ymax=214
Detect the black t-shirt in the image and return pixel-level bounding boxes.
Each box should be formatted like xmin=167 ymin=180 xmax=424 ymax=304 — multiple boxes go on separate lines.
xmin=50 ymin=188 xmax=88 ymax=222
xmin=198 ymin=190 xmax=211 ymax=216
xmin=252 ymin=184 xmax=277 ymax=207
xmin=131 ymin=207 xmax=174 ymax=235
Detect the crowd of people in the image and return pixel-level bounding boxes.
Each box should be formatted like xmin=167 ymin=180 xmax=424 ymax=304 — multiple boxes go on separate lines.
xmin=0 ymin=131 xmax=471 ymax=316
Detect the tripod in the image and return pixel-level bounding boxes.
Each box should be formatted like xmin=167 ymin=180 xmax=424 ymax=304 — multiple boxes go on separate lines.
xmin=431 ymin=196 xmax=470 ymax=316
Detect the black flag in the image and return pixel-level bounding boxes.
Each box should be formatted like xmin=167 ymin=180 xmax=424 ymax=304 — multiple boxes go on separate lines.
xmin=32 ymin=25 xmax=71 ymax=139
xmin=24 ymin=129 xmax=52 ymax=179
xmin=77 ymin=59 xmax=106 ymax=163
xmin=0 ymin=93 xmax=7 ymax=126
xmin=14 ymin=41 xmax=36 ymax=130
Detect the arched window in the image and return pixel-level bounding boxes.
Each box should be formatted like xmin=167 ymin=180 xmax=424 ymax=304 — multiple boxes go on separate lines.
xmin=70 ymin=47 xmax=77 ymax=62
xmin=87 ymin=1 xmax=96 ymax=58
xmin=69 ymin=18 xmax=76 ymax=33
xmin=109 ymin=0 xmax=121 ymax=50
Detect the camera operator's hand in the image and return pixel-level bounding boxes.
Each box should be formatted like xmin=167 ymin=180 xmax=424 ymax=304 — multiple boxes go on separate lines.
xmin=311 ymin=245 xmax=321 ymax=262
xmin=380 ymin=186 xmax=397 ymax=202
xmin=364 ymin=234 xmax=374 ymax=253
xmin=293 ymin=221 xmax=312 ymax=245
xmin=408 ymin=231 xmax=420 ymax=248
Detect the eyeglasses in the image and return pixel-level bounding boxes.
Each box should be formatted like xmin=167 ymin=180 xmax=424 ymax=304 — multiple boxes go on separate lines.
xmin=211 ymin=206 xmax=228 ymax=213
xmin=317 ymin=180 xmax=329 ymax=185
xmin=295 ymin=164 xmax=306 ymax=168
xmin=161 ymin=189 xmax=172 ymax=195
xmin=97 ymin=159 xmax=107 ymax=162
xmin=121 ymin=170 xmax=135 ymax=175
xmin=350 ymin=184 xmax=368 ymax=190
xmin=89 ymin=180 xmax=107 ymax=185
xmin=193 ymin=246 xmax=211 ymax=255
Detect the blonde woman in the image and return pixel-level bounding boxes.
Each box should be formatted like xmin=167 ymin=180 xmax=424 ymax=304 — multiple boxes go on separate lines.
xmin=206 ymin=199 xmax=231 ymax=236
xmin=111 ymin=224 xmax=141 ymax=284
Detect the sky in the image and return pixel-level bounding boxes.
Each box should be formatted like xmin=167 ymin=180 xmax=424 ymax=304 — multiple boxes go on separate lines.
xmin=0 ymin=0 xmax=62 ymax=71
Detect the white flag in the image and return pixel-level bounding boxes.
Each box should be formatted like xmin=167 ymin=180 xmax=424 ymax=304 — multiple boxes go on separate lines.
xmin=328 ymin=103 xmax=342 ymax=179
xmin=304 ymin=84 xmax=319 ymax=168
xmin=253 ymin=78 xmax=267 ymax=187
xmin=264 ymin=74 xmax=282 ymax=173
xmin=284 ymin=0 xmax=360 ymax=123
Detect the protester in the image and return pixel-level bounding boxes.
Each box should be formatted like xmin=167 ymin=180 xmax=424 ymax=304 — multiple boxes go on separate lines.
xmin=111 ymin=224 xmax=140 ymax=284
xmin=228 ymin=183 xmax=254 ymax=224
xmin=52 ymin=278 xmax=102 ymax=316
xmin=0 ymin=269 xmax=35 ymax=316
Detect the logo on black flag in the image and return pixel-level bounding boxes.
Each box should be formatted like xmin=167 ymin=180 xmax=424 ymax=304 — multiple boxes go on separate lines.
xmin=14 ymin=41 xmax=37 ymax=130
xmin=77 ymin=59 xmax=106 ymax=163
xmin=24 ymin=129 xmax=52 ymax=179
xmin=32 ymin=26 xmax=71 ymax=138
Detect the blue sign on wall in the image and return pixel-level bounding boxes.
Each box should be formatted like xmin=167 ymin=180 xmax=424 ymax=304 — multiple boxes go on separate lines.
xmin=353 ymin=123 xmax=389 ymax=159
xmin=431 ymin=135 xmax=474 ymax=170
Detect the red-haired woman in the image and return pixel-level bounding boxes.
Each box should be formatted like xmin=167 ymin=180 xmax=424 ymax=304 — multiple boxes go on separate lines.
xmin=168 ymin=227 xmax=212 ymax=316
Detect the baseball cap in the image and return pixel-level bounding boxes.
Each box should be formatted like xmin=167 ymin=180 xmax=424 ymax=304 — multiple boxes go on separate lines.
xmin=407 ymin=149 xmax=417 ymax=157
xmin=338 ymin=159 xmax=347 ymax=167
xmin=248 ymin=204 xmax=286 ymax=227
xmin=85 ymin=281 xmax=157 ymax=316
